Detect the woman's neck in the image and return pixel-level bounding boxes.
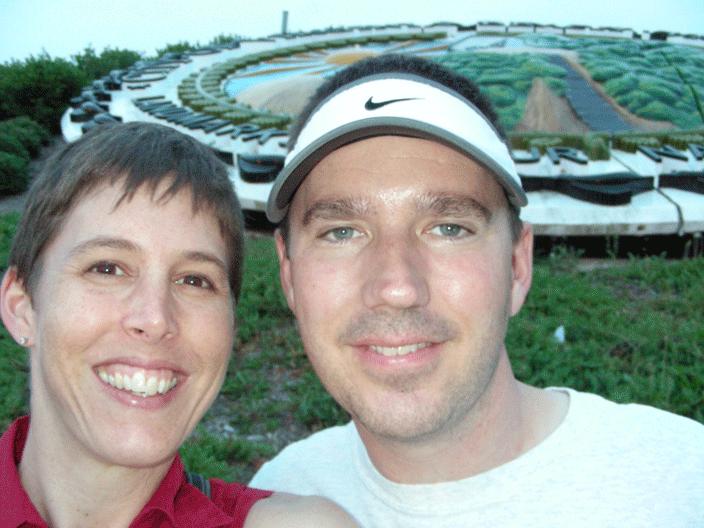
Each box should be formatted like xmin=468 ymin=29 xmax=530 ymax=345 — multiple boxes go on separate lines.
xmin=19 ymin=420 xmax=172 ymax=528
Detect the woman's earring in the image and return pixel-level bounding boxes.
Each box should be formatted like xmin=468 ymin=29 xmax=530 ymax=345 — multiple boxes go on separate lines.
xmin=18 ymin=336 xmax=28 ymax=346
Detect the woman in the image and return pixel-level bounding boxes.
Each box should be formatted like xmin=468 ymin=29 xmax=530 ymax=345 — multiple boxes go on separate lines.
xmin=0 ymin=122 xmax=356 ymax=527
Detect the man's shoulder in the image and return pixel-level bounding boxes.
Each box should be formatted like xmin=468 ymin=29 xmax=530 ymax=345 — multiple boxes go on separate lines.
xmin=250 ymin=423 xmax=357 ymax=492
xmin=565 ymin=388 xmax=703 ymax=429
xmin=559 ymin=387 xmax=704 ymax=456
xmin=267 ymin=422 xmax=354 ymax=460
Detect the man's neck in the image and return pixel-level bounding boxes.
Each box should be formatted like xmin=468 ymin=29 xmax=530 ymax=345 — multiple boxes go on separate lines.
xmin=356 ymin=353 xmax=569 ymax=484
xmin=19 ymin=417 xmax=171 ymax=528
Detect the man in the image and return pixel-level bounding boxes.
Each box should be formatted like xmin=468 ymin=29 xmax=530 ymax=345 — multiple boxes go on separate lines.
xmin=250 ymin=55 xmax=704 ymax=526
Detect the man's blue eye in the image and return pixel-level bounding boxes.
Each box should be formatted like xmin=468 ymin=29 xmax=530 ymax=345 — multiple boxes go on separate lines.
xmin=325 ymin=227 xmax=358 ymax=241
xmin=432 ymin=224 xmax=466 ymax=237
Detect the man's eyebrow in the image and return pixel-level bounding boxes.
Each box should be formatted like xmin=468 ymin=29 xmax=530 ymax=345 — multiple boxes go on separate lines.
xmin=419 ymin=193 xmax=492 ymax=223
xmin=302 ymin=198 xmax=372 ymax=226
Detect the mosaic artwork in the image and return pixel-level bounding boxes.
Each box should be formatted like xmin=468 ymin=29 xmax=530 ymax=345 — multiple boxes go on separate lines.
xmin=62 ymin=23 xmax=704 ymax=237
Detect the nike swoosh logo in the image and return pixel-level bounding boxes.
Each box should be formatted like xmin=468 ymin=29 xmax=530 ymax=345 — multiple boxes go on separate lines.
xmin=364 ymin=96 xmax=420 ymax=110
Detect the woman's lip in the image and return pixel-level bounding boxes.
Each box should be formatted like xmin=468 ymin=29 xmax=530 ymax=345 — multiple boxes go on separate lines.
xmin=97 ymin=376 xmax=182 ymax=410
xmin=94 ymin=366 xmax=185 ymax=409
xmin=93 ymin=357 xmax=186 ymax=374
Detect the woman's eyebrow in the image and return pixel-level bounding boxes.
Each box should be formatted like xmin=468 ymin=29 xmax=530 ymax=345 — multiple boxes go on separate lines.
xmin=68 ymin=238 xmax=228 ymax=275
xmin=302 ymin=197 xmax=372 ymax=226
xmin=68 ymin=237 xmax=138 ymax=258
xmin=418 ymin=193 xmax=492 ymax=222
xmin=181 ymin=251 xmax=228 ymax=276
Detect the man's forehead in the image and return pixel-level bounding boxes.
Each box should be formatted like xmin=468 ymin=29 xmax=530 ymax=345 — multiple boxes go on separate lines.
xmin=294 ymin=135 xmax=500 ymax=200
xmin=299 ymin=191 xmax=493 ymax=227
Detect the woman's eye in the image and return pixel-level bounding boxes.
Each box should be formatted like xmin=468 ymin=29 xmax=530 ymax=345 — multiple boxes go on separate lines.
xmin=89 ymin=262 xmax=125 ymax=276
xmin=322 ymin=226 xmax=360 ymax=242
xmin=175 ymin=275 xmax=213 ymax=290
xmin=430 ymin=223 xmax=470 ymax=238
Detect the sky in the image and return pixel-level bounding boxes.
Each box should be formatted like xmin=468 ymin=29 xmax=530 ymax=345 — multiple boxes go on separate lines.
xmin=1 ymin=0 xmax=703 ymax=63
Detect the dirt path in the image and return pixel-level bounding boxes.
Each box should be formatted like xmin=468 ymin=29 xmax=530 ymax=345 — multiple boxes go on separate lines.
xmin=480 ymin=45 xmax=674 ymax=132
xmin=516 ymin=78 xmax=590 ymax=133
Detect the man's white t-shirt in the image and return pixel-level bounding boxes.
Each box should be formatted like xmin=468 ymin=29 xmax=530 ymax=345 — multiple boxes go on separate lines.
xmin=251 ymin=388 xmax=704 ymax=527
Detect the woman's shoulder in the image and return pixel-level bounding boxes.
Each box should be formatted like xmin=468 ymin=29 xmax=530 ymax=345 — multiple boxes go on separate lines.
xmin=243 ymin=491 xmax=359 ymax=528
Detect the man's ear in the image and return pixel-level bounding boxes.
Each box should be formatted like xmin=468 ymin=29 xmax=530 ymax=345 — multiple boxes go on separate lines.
xmin=274 ymin=230 xmax=296 ymax=312
xmin=0 ymin=267 xmax=36 ymax=346
xmin=509 ymin=223 xmax=533 ymax=316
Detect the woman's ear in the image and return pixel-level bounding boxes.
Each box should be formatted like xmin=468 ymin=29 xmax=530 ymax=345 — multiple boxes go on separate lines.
xmin=0 ymin=268 xmax=36 ymax=347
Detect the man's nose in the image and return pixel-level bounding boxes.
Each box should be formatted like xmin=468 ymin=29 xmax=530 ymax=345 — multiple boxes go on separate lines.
xmin=361 ymin=234 xmax=430 ymax=310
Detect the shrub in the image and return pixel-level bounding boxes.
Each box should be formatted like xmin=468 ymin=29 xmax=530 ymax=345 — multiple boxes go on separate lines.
xmin=498 ymin=103 xmax=525 ymax=132
xmin=604 ymin=74 xmax=638 ymax=97
xmin=483 ymin=85 xmax=516 ymax=108
xmin=665 ymin=133 xmax=704 ymax=150
xmin=202 ymin=105 xmax=229 ymax=118
xmin=639 ymin=82 xmax=678 ymax=105
xmin=544 ymin=77 xmax=566 ymax=96
xmin=0 ymin=152 xmax=30 ymax=194
xmin=583 ymin=134 xmax=610 ymax=160
xmin=477 ymin=72 xmax=518 ymax=86
xmin=155 ymin=41 xmax=200 ymax=57
xmin=187 ymin=98 xmax=212 ymax=111
xmin=589 ymin=65 xmax=626 ymax=82
xmin=72 ymin=46 xmax=140 ymax=81
xmin=209 ymin=33 xmax=242 ymax=46
xmin=0 ymin=132 xmax=30 ymax=160
xmin=529 ymin=136 xmax=564 ymax=153
xmin=519 ymin=60 xmax=566 ymax=79
xmin=223 ymin=110 xmax=255 ymax=124
xmin=249 ymin=115 xmax=291 ymax=128
xmin=637 ymin=100 xmax=672 ymax=121
xmin=0 ymin=53 xmax=87 ymax=132
xmin=618 ymin=91 xmax=652 ymax=111
xmin=612 ymin=135 xmax=660 ymax=152
xmin=0 ymin=117 xmax=49 ymax=157
xmin=0 ymin=212 xmax=20 ymax=269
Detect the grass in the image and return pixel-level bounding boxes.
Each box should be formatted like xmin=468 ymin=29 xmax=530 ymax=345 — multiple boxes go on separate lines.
xmin=1 ymin=215 xmax=702 ymax=482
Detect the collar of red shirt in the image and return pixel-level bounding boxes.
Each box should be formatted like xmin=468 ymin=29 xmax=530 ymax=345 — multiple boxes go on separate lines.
xmin=0 ymin=416 xmax=235 ymax=527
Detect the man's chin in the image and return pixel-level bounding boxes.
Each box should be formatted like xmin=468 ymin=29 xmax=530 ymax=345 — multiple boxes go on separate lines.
xmin=351 ymin=401 xmax=456 ymax=444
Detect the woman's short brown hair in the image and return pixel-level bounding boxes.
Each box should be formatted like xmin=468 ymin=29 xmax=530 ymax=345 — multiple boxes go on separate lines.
xmin=9 ymin=122 xmax=245 ymax=300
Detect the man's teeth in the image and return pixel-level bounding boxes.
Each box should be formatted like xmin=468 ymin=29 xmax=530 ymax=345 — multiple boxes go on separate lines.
xmin=370 ymin=343 xmax=429 ymax=357
xmin=97 ymin=369 xmax=177 ymax=397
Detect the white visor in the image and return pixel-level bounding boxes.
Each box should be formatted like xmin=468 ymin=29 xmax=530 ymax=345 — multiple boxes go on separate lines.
xmin=266 ymin=74 xmax=527 ymax=223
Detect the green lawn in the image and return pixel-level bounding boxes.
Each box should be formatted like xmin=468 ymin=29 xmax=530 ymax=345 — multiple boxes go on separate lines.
xmin=1 ymin=214 xmax=702 ymax=483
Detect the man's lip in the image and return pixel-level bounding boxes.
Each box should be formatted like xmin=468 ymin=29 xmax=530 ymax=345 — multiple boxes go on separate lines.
xmin=348 ymin=338 xmax=439 ymax=348
xmin=354 ymin=341 xmax=442 ymax=367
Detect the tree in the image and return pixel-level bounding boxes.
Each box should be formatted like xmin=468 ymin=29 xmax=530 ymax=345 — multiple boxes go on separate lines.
xmin=155 ymin=41 xmax=200 ymax=57
xmin=72 ymin=46 xmax=141 ymax=80
xmin=0 ymin=53 xmax=87 ymax=133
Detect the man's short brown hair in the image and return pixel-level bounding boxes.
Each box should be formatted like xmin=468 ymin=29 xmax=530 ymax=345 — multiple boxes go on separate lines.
xmin=9 ymin=122 xmax=245 ymax=300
